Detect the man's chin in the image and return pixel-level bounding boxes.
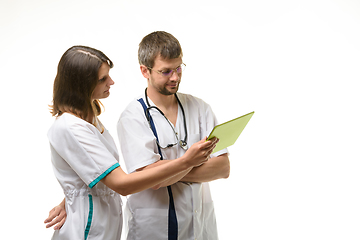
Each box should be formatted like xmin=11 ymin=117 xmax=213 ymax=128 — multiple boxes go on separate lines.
xmin=161 ymin=86 xmax=179 ymax=96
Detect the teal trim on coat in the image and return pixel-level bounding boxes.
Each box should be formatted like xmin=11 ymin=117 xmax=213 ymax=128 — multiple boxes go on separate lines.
xmin=89 ymin=163 xmax=120 ymax=189
xmin=84 ymin=194 xmax=93 ymax=240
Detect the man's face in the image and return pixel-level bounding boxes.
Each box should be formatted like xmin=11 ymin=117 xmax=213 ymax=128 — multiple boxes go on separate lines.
xmin=148 ymin=55 xmax=183 ymax=96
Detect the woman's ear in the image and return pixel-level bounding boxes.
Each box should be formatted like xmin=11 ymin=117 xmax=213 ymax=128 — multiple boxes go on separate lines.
xmin=140 ymin=65 xmax=150 ymax=79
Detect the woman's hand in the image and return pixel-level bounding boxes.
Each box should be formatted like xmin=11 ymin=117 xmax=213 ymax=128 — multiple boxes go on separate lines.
xmin=44 ymin=199 xmax=67 ymax=230
xmin=182 ymin=137 xmax=218 ymax=167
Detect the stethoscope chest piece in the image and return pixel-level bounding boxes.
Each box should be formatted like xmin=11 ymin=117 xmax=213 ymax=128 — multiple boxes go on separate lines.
xmin=180 ymin=140 xmax=188 ymax=150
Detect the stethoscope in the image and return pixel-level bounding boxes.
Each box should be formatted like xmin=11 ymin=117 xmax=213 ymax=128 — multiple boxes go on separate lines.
xmin=144 ymin=88 xmax=188 ymax=151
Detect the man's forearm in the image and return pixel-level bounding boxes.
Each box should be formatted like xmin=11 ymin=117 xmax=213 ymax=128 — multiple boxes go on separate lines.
xmin=140 ymin=153 xmax=229 ymax=188
xmin=181 ymin=153 xmax=230 ymax=183
xmin=137 ymin=159 xmax=193 ymax=190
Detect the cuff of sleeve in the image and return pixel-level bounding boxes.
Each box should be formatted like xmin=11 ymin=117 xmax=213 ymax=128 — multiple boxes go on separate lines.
xmin=89 ymin=163 xmax=120 ymax=189
xmin=211 ymin=148 xmax=229 ymax=158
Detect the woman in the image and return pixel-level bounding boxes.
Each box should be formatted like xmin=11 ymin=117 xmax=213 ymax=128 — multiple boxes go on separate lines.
xmin=45 ymin=46 xmax=217 ymax=239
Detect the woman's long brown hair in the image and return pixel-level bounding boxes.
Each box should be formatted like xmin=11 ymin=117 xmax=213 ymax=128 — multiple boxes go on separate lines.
xmin=50 ymin=46 xmax=113 ymax=121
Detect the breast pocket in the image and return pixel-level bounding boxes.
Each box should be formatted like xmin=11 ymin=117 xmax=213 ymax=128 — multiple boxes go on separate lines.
xmin=132 ymin=208 xmax=168 ymax=240
xmin=188 ymin=133 xmax=200 ymax=147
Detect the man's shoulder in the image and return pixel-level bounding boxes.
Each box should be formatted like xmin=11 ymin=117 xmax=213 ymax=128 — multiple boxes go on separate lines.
xmin=177 ymin=92 xmax=200 ymax=102
xmin=119 ymin=93 xmax=147 ymax=119
xmin=177 ymin=92 xmax=209 ymax=108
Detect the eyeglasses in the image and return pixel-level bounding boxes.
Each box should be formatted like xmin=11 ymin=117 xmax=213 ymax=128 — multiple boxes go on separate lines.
xmin=148 ymin=63 xmax=186 ymax=77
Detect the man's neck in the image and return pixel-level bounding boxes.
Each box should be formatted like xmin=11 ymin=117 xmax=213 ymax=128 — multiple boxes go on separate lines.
xmin=146 ymin=87 xmax=177 ymax=110
xmin=146 ymin=87 xmax=179 ymax=126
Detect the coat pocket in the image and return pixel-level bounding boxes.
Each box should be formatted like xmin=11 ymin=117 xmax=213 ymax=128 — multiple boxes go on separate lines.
xmin=132 ymin=208 xmax=168 ymax=240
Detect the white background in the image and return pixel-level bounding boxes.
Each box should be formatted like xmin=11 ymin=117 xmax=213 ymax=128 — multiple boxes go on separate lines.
xmin=1 ymin=0 xmax=359 ymax=239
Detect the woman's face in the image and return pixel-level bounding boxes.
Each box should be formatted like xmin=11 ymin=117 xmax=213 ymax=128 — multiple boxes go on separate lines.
xmin=92 ymin=63 xmax=114 ymax=100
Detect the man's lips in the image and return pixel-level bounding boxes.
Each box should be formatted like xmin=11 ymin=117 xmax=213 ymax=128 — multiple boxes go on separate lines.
xmin=167 ymin=82 xmax=179 ymax=88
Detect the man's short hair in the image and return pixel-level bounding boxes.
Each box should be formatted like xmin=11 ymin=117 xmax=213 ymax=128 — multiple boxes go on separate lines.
xmin=138 ymin=31 xmax=183 ymax=68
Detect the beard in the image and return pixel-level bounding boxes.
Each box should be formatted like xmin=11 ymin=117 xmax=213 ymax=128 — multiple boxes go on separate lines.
xmin=159 ymin=86 xmax=178 ymax=95
xmin=148 ymin=73 xmax=181 ymax=96
xmin=156 ymin=82 xmax=180 ymax=96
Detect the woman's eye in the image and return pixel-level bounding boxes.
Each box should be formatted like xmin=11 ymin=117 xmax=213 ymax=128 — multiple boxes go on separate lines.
xmin=99 ymin=77 xmax=106 ymax=82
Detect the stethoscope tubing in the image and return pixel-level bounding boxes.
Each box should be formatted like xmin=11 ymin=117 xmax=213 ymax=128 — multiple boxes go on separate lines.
xmin=144 ymin=88 xmax=188 ymax=150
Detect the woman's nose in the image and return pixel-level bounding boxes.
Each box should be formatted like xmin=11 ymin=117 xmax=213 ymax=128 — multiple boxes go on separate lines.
xmin=108 ymin=77 xmax=115 ymax=86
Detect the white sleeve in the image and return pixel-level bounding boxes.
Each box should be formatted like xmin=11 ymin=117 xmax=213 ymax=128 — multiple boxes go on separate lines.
xmin=48 ymin=118 xmax=119 ymax=188
xmin=117 ymin=101 xmax=161 ymax=173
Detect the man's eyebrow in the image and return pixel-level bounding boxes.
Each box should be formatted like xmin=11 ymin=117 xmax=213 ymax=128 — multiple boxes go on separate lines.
xmin=160 ymin=64 xmax=182 ymax=71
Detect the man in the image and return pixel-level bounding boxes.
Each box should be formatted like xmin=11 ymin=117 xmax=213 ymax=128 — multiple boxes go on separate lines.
xmin=117 ymin=31 xmax=230 ymax=240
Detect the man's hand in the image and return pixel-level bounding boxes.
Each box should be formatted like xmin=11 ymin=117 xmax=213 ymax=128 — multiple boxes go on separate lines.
xmin=182 ymin=137 xmax=218 ymax=167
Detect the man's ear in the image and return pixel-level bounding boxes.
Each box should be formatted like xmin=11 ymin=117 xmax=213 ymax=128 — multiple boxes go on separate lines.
xmin=140 ymin=65 xmax=150 ymax=79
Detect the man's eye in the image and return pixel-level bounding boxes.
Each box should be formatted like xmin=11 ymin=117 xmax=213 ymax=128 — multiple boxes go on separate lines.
xmin=162 ymin=70 xmax=172 ymax=76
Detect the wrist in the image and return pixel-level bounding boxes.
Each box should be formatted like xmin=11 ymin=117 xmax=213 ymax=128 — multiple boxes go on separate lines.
xmin=178 ymin=155 xmax=193 ymax=170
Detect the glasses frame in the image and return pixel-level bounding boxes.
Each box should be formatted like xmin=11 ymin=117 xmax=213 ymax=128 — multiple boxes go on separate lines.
xmin=147 ymin=63 xmax=186 ymax=77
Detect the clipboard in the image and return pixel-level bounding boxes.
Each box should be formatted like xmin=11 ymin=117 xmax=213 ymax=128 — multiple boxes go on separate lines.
xmin=207 ymin=111 xmax=254 ymax=153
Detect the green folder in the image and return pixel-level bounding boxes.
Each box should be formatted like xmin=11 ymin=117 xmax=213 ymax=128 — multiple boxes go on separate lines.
xmin=207 ymin=111 xmax=254 ymax=153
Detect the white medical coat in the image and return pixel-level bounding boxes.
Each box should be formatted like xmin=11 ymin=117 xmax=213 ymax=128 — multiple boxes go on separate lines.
xmin=48 ymin=113 xmax=123 ymax=240
xmin=118 ymin=92 xmax=228 ymax=240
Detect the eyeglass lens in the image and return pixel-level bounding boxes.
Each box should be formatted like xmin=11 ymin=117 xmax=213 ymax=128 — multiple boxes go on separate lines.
xmin=162 ymin=65 xmax=183 ymax=76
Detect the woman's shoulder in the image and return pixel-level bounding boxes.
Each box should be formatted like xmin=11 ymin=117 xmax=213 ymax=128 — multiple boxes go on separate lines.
xmin=48 ymin=113 xmax=93 ymax=139
xmin=52 ymin=113 xmax=87 ymax=128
